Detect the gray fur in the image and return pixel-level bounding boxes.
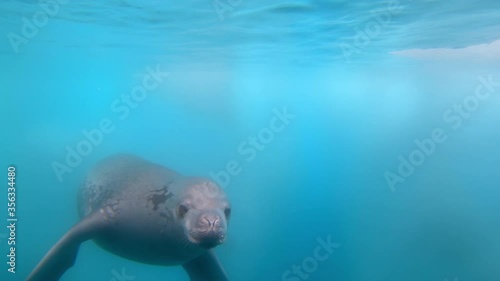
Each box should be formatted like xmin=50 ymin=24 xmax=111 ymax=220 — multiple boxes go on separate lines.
xmin=28 ymin=154 xmax=230 ymax=281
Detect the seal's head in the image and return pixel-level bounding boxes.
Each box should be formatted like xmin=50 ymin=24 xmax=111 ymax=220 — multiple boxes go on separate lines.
xmin=175 ymin=178 xmax=231 ymax=249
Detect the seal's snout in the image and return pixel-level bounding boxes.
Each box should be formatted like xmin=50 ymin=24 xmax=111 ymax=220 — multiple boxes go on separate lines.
xmin=192 ymin=213 xmax=226 ymax=249
xmin=201 ymin=214 xmax=221 ymax=229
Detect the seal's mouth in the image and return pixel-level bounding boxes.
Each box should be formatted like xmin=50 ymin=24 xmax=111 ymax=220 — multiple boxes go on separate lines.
xmin=188 ymin=229 xmax=226 ymax=249
xmin=186 ymin=212 xmax=227 ymax=248
xmin=199 ymin=239 xmax=223 ymax=249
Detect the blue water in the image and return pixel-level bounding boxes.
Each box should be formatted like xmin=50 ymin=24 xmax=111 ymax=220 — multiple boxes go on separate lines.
xmin=1 ymin=0 xmax=500 ymax=280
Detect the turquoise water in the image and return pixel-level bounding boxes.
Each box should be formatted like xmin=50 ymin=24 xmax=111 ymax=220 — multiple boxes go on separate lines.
xmin=1 ymin=0 xmax=500 ymax=280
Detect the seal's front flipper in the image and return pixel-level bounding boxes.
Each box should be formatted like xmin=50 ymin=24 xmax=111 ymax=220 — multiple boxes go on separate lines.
xmin=27 ymin=212 xmax=106 ymax=281
xmin=183 ymin=250 xmax=229 ymax=281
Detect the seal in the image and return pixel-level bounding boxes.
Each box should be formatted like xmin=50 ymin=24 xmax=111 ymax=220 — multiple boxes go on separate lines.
xmin=27 ymin=154 xmax=231 ymax=281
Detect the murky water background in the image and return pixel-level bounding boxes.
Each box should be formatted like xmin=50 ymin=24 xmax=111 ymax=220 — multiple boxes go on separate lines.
xmin=1 ymin=0 xmax=500 ymax=280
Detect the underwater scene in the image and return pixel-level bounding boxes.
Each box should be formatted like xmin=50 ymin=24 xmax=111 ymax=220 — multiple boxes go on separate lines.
xmin=1 ymin=0 xmax=500 ymax=280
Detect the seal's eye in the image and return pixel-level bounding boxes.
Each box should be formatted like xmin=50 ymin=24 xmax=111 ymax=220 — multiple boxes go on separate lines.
xmin=224 ymin=207 xmax=231 ymax=218
xmin=178 ymin=204 xmax=189 ymax=218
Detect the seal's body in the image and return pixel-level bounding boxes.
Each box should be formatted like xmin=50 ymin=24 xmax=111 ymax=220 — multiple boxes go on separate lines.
xmin=28 ymin=154 xmax=231 ymax=281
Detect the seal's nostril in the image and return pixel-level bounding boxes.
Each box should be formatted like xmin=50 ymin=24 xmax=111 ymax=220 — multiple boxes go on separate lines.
xmin=203 ymin=215 xmax=221 ymax=228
